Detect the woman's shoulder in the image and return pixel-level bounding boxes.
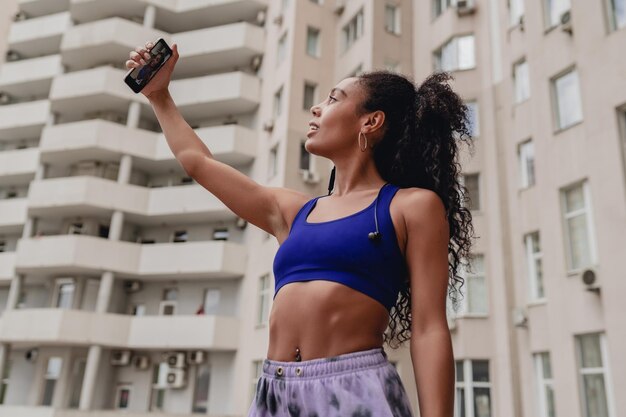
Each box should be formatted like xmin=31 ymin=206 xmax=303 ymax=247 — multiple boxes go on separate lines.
xmin=395 ymin=186 xmax=447 ymax=227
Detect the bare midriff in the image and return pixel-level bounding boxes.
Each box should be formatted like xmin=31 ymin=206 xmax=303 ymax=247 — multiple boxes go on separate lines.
xmin=266 ymin=280 xmax=391 ymax=362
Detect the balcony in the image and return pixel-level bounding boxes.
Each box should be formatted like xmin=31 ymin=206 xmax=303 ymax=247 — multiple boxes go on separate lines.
xmin=0 ymin=148 xmax=39 ymax=184
xmin=70 ymin=0 xmax=269 ymax=32
xmin=48 ymin=66 xmax=137 ymax=119
xmin=0 ymin=253 xmax=17 ymax=282
xmin=8 ymin=11 xmax=73 ymax=58
xmin=15 ymin=234 xmax=247 ymax=279
xmin=0 ymin=100 xmax=51 ymax=141
xmin=170 ymin=22 xmax=265 ymax=78
xmin=0 ymin=55 xmax=64 ymax=99
xmin=18 ymin=0 xmax=68 ymax=19
xmin=0 ymin=309 xmax=239 ymax=349
xmin=49 ymin=67 xmax=261 ymax=124
xmin=27 ymin=176 xmax=236 ymax=224
xmin=0 ymin=198 xmax=28 ymax=234
xmin=61 ymin=17 xmax=167 ymax=71
xmin=39 ymin=119 xmax=257 ymax=170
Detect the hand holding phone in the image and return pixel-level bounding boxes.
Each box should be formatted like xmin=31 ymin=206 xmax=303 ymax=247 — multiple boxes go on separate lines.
xmin=124 ymin=38 xmax=178 ymax=99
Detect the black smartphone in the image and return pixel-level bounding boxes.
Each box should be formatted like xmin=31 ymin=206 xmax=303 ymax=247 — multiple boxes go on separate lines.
xmin=124 ymin=38 xmax=173 ymax=94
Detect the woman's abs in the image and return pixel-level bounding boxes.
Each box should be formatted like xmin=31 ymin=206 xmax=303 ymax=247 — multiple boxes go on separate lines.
xmin=266 ymin=280 xmax=390 ymax=362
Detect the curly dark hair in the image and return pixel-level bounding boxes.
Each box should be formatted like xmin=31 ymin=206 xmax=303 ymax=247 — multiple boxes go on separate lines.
xmin=333 ymin=69 xmax=477 ymax=349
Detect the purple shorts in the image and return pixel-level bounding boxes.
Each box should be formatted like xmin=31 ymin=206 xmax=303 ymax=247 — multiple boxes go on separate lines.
xmin=246 ymin=346 xmax=414 ymax=417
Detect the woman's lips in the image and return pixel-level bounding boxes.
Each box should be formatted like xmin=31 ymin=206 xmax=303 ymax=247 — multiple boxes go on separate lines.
xmin=306 ymin=127 xmax=319 ymax=137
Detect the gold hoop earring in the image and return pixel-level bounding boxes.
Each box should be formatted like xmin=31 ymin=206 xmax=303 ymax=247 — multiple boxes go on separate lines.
xmin=358 ymin=131 xmax=368 ymax=152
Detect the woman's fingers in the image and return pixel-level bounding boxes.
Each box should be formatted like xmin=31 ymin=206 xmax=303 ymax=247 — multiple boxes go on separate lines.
xmin=126 ymin=41 xmax=156 ymax=69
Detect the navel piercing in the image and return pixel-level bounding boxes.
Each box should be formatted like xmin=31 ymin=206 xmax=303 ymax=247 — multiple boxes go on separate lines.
xmin=295 ymin=347 xmax=302 ymax=362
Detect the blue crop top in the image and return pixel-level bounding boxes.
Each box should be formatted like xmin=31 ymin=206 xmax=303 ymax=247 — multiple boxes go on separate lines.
xmin=272 ymin=182 xmax=408 ymax=312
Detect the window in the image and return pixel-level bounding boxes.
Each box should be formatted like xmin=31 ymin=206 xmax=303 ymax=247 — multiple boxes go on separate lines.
xmin=273 ymin=86 xmax=283 ymax=119
xmin=560 ymin=180 xmax=597 ymax=271
xmin=524 ymin=231 xmax=544 ymax=302
xmin=281 ymin=0 xmax=289 ymax=11
xmin=462 ymin=173 xmax=481 ymax=211
xmin=433 ymin=0 xmax=454 ymax=18
xmin=455 ymin=359 xmax=492 ymax=417
xmin=172 ymin=230 xmax=188 ymax=243
xmin=533 ymin=352 xmax=556 ymax=417
xmin=115 ymin=384 xmax=131 ymax=409
xmin=0 ymin=240 xmax=5 ymax=253
xmin=385 ymin=4 xmax=401 ymax=35
xmin=518 ymin=139 xmax=535 ymax=188
xmin=434 ymin=35 xmax=476 ymax=72
xmin=466 ymin=101 xmax=480 ymax=137
xmin=54 ymin=279 xmax=75 ymax=309
xmin=202 ymin=288 xmax=220 ymax=315
xmin=303 ymin=82 xmax=316 ymax=111
xmin=552 ymin=68 xmax=583 ymax=130
xmin=299 ymin=140 xmax=311 ymax=171
xmin=41 ymin=357 xmax=63 ymax=406
xmin=150 ymin=363 xmax=167 ymax=411
xmin=543 ymin=0 xmax=571 ymax=28
xmin=251 ymin=360 xmax=263 ymax=404
xmin=509 ymin=0 xmax=525 ymax=25
xmin=306 ymin=26 xmax=320 ymax=57
xmin=514 ymin=59 xmax=530 ymax=103
xmin=342 ymin=8 xmax=364 ymax=53
xmin=257 ymin=273 xmax=271 ymax=325
xmin=575 ymin=333 xmax=615 ymax=417
xmin=192 ymin=363 xmax=211 ymax=413
xmin=277 ymin=32 xmax=287 ymax=64
xmin=607 ymin=0 xmax=626 ymax=31
xmin=461 ymin=254 xmax=487 ymax=315
xmin=268 ymin=144 xmax=278 ymax=180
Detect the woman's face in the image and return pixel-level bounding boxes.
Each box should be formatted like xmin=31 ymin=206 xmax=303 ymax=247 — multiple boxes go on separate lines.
xmin=306 ymin=77 xmax=366 ymax=157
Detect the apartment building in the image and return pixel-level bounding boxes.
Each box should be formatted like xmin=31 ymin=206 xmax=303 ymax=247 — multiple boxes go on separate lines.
xmin=0 ymin=0 xmax=624 ymax=417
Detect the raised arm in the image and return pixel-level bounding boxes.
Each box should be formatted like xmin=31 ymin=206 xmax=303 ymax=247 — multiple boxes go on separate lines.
xmin=127 ymin=41 xmax=310 ymax=239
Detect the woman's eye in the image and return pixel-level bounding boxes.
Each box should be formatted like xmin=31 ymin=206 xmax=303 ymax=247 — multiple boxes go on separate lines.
xmin=328 ymin=95 xmax=337 ymax=103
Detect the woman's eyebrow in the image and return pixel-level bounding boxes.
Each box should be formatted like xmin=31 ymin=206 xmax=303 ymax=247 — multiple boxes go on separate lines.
xmin=330 ymin=87 xmax=347 ymax=98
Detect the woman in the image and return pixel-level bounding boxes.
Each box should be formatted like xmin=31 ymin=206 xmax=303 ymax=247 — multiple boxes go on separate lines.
xmin=127 ymin=41 xmax=475 ymax=417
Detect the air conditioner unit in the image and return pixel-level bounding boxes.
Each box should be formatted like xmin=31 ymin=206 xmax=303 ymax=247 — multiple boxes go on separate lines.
xmin=187 ymin=351 xmax=206 ymax=365
xmin=133 ymin=355 xmax=151 ymax=370
xmin=456 ymin=0 xmax=477 ymax=16
xmin=166 ymin=368 xmax=187 ymax=389
xmin=0 ymin=92 xmax=13 ymax=105
xmin=300 ymin=170 xmax=320 ymax=184
xmin=512 ymin=307 xmax=528 ymax=328
xmin=165 ymin=352 xmax=186 ymax=368
xmin=111 ymin=350 xmax=132 ymax=366
xmin=14 ymin=11 xmax=28 ymax=21
xmin=273 ymin=13 xmax=283 ymax=25
xmin=560 ymin=10 xmax=573 ymax=34
xmin=263 ymin=119 xmax=274 ymax=132
xmin=256 ymin=9 xmax=266 ymax=26
xmin=581 ymin=268 xmax=600 ymax=293
xmin=250 ymin=55 xmax=262 ymax=72
xmin=334 ymin=0 xmax=346 ymax=15
xmin=123 ymin=280 xmax=143 ymax=293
